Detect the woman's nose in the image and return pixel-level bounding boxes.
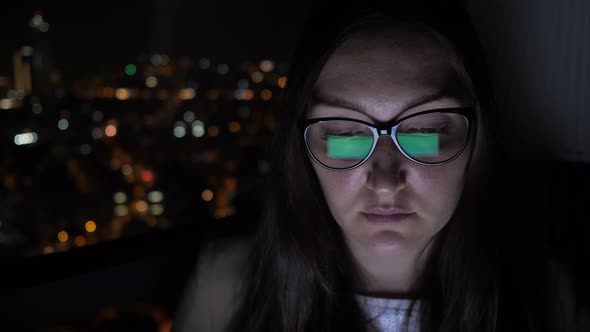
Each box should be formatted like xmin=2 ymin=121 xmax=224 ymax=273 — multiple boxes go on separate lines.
xmin=365 ymin=135 xmax=408 ymax=193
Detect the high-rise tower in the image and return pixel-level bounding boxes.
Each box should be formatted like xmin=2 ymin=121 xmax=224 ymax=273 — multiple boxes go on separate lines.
xmin=28 ymin=9 xmax=53 ymax=99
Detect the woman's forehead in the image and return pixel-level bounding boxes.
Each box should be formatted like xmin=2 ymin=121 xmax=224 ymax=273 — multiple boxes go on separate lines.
xmin=316 ymin=48 xmax=453 ymax=91
xmin=311 ymin=26 xmax=466 ymax=120
xmin=338 ymin=24 xmax=446 ymax=54
xmin=319 ymin=26 xmax=454 ymax=82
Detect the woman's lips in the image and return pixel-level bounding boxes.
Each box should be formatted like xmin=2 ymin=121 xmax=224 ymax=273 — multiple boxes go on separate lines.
xmin=360 ymin=212 xmax=415 ymax=223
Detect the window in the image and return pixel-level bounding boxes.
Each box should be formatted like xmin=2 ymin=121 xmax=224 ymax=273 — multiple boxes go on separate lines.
xmin=0 ymin=0 xmax=307 ymax=258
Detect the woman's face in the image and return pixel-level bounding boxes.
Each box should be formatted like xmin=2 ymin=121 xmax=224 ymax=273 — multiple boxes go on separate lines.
xmin=307 ymin=28 xmax=473 ymax=258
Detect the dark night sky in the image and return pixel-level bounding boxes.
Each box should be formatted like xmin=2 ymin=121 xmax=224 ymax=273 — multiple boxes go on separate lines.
xmin=1 ymin=0 xmax=311 ymax=80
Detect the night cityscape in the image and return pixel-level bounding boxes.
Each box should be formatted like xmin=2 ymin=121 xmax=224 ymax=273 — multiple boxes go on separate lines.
xmin=0 ymin=9 xmax=290 ymax=259
xmin=0 ymin=1 xmax=312 ymax=329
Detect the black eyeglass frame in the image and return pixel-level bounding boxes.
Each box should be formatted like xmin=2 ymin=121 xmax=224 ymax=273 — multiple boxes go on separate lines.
xmin=297 ymin=107 xmax=476 ymax=170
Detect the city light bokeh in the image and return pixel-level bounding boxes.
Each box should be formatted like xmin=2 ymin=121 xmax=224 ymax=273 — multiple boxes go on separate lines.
xmin=0 ymin=9 xmax=286 ymax=259
xmin=0 ymin=2 xmax=312 ymax=330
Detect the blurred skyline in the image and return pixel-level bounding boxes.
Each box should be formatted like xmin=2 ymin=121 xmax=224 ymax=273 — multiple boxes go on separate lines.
xmin=0 ymin=1 xmax=301 ymax=258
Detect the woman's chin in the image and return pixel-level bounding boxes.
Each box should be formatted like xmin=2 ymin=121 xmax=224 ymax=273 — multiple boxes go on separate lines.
xmin=365 ymin=230 xmax=409 ymax=256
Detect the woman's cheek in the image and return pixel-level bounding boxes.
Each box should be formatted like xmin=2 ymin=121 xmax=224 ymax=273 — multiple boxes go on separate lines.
xmin=415 ymin=167 xmax=465 ymax=225
xmin=315 ymin=168 xmax=361 ymax=220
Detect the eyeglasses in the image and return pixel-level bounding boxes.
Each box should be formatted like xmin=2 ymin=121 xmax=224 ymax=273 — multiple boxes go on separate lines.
xmin=298 ymin=107 xmax=475 ymax=171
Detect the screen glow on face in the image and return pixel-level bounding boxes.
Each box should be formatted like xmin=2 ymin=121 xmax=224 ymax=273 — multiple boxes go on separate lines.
xmin=326 ymin=132 xmax=440 ymax=160
xmin=397 ymin=133 xmax=440 ymax=157
xmin=327 ymin=135 xmax=373 ymax=159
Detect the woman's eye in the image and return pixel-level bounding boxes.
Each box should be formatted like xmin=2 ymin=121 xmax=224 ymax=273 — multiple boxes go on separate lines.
xmin=407 ymin=126 xmax=449 ymax=134
xmin=333 ymin=131 xmax=362 ymax=136
xmin=320 ymin=131 xmax=362 ymax=139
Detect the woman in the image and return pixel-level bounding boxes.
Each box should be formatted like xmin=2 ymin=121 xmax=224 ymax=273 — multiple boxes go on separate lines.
xmin=174 ymin=2 xmax=578 ymax=331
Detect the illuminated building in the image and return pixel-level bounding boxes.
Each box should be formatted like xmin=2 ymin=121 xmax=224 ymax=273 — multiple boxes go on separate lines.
xmin=29 ymin=9 xmax=54 ymax=99
xmin=12 ymin=48 xmax=32 ymax=96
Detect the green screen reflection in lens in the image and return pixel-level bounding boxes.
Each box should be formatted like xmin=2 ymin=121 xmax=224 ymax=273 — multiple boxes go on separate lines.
xmin=327 ymin=135 xmax=373 ymax=159
xmin=397 ymin=133 xmax=439 ymax=157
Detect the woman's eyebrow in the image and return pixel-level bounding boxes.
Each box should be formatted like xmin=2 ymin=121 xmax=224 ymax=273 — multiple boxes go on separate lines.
xmin=403 ymin=91 xmax=449 ymax=110
xmin=311 ymin=89 xmax=449 ymax=115
xmin=311 ymin=90 xmax=368 ymax=114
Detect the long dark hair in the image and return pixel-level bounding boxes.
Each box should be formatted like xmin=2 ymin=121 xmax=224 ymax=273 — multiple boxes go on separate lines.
xmin=228 ymin=2 xmax=572 ymax=331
